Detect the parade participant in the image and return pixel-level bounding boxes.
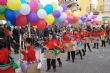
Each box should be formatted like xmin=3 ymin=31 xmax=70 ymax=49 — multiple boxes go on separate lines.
xmin=20 ymin=38 xmax=40 ymax=73
xmin=0 ymin=25 xmax=5 ymax=38
xmin=82 ymin=30 xmax=92 ymax=52
xmin=45 ymin=34 xmax=57 ymax=72
xmin=12 ymin=26 xmax=20 ymax=54
xmin=73 ymin=30 xmax=84 ymax=59
xmin=92 ymin=28 xmax=100 ymax=49
xmin=0 ymin=39 xmax=16 ymax=73
xmin=62 ymin=30 xmax=75 ymax=62
xmin=53 ymin=34 xmax=62 ymax=67
xmin=100 ymin=29 xmax=107 ymax=47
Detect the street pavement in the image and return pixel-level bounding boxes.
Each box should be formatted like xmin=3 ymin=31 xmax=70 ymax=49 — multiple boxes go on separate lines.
xmin=13 ymin=43 xmax=110 ymax=73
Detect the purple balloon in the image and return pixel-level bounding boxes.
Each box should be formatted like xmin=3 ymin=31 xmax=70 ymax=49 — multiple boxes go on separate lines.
xmin=53 ymin=10 xmax=61 ymax=18
xmin=84 ymin=13 xmax=88 ymax=17
xmin=62 ymin=4 xmax=67 ymax=11
xmin=92 ymin=15 xmax=97 ymax=19
xmin=27 ymin=12 xmax=38 ymax=23
xmin=81 ymin=16 xmax=86 ymax=21
xmin=86 ymin=17 xmax=91 ymax=21
xmin=20 ymin=62 xmax=28 ymax=71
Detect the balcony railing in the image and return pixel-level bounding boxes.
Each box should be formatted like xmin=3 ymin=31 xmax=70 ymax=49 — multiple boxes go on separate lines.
xmin=65 ymin=0 xmax=77 ymax=6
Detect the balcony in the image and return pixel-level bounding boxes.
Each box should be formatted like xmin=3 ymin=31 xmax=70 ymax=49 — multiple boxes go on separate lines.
xmin=65 ymin=0 xmax=77 ymax=5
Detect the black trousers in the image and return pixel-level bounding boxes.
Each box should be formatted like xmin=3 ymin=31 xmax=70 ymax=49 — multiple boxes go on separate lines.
xmin=57 ymin=58 xmax=62 ymax=65
xmin=84 ymin=43 xmax=92 ymax=52
xmin=102 ymin=40 xmax=106 ymax=47
xmin=67 ymin=51 xmax=75 ymax=61
xmin=93 ymin=43 xmax=99 ymax=49
xmin=47 ymin=59 xmax=56 ymax=70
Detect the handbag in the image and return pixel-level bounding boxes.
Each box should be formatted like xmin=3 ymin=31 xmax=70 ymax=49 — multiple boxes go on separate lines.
xmin=37 ymin=50 xmax=42 ymax=69
xmin=54 ymin=48 xmax=60 ymax=55
xmin=9 ymin=57 xmax=19 ymax=69
xmin=4 ymin=56 xmax=19 ymax=70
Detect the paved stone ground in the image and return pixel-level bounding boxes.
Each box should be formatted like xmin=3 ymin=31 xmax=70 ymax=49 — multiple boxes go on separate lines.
xmin=14 ymin=43 xmax=110 ymax=73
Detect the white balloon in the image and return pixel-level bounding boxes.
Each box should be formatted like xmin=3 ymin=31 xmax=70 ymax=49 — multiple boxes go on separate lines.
xmin=60 ymin=12 xmax=67 ymax=21
xmin=37 ymin=9 xmax=47 ymax=19
xmin=20 ymin=4 xmax=30 ymax=15
xmin=57 ymin=6 xmax=63 ymax=13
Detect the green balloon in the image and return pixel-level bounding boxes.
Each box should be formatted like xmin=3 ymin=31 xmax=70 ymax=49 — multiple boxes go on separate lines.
xmin=36 ymin=4 xmax=43 ymax=12
xmin=0 ymin=5 xmax=5 ymax=14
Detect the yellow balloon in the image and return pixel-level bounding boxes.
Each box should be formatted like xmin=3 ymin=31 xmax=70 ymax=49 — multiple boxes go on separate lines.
xmin=7 ymin=0 xmax=21 ymax=10
xmin=45 ymin=14 xmax=55 ymax=25
xmin=73 ymin=11 xmax=79 ymax=17
xmin=51 ymin=2 xmax=58 ymax=11
xmin=0 ymin=14 xmax=5 ymax=20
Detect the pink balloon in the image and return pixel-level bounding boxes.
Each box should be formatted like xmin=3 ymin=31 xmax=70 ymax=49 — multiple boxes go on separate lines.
xmin=68 ymin=16 xmax=74 ymax=21
xmin=0 ymin=0 xmax=7 ymax=5
xmin=62 ymin=20 xmax=68 ymax=24
xmin=29 ymin=0 xmax=38 ymax=12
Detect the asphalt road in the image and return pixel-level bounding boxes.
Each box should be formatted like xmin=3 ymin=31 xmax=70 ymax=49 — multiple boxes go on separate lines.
xmin=13 ymin=43 xmax=110 ymax=73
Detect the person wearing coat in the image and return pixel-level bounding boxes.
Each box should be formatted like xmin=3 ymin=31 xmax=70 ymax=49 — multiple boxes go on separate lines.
xmin=0 ymin=39 xmax=16 ymax=73
xmin=62 ymin=31 xmax=75 ymax=62
xmin=20 ymin=38 xmax=40 ymax=73
xmin=82 ymin=30 xmax=92 ymax=52
xmin=45 ymin=34 xmax=57 ymax=72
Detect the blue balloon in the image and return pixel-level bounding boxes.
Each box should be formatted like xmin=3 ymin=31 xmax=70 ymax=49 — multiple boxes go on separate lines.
xmin=4 ymin=9 xmax=16 ymax=21
xmin=6 ymin=21 xmax=12 ymax=26
xmin=55 ymin=18 xmax=61 ymax=22
xmin=15 ymin=10 xmax=19 ymax=15
xmin=79 ymin=24 xmax=84 ymax=27
xmin=20 ymin=0 xmax=26 ymax=4
xmin=44 ymin=4 xmax=53 ymax=14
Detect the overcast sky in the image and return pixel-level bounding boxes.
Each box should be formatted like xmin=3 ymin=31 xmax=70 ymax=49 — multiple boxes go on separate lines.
xmin=39 ymin=0 xmax=58 ymax=6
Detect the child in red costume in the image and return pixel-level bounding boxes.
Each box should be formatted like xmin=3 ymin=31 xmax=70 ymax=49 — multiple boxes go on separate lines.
xmin=0 ymin=39 xmax=15 ymax=73
xmin=20 ymin=38 xmax=40 ymax=73
xmin=45 ymin=34 xmax=57 ymax=72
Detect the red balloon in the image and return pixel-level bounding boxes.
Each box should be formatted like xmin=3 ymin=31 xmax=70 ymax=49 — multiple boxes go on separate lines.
xmin=16 ymin=14 xmax=27 ymax=26
xmin=73 ymin=16 xmax=78 ymax=23
xmin=31 ymin=19 xmax=46 ymax=30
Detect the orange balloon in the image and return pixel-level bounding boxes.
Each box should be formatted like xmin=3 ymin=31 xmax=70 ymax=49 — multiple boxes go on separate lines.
xmin=65 ymin=9 xmax=72 ymax=16
xmin=108 ymin=18 xmax=110 ymax=22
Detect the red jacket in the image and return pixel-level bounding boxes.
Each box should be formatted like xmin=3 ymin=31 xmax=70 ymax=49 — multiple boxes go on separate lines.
xmin=62 ymin=32 xmax=72 ymax=43
xmin=83 ymin=31 xmax=91 ymax=37
xmin=46 ymin=39 xmax=56 ymax=50
xmin=0 ymin=48 xmax=9 ymax=64
xmin=21 ymin=45 xmax=37 ymax=62
xmin=73 ymin=32 xmax=81 ymax=40
xmin=92 ymin=32 xmax=100 ymax=37
xmin=0 ymin=48 xmax=15 ymax=73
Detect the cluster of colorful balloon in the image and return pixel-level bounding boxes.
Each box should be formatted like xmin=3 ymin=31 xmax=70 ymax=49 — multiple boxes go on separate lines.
xmin=0 ymin=0 xmax=81 ymax=30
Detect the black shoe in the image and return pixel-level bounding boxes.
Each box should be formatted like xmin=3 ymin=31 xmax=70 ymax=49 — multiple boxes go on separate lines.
xmin=72 ymin=60 xmax=74 ymax=63
xmin=46 ymin=69 xmax=50 ymax=72
xmin=59 ymin=63 xmax=62 ymax=67
xmin=81 ymin=57 xmax=83 ymax=60
xmin=75 ymin=52 xmax=79 ymax=55
xmin=53 ymin=69 xmax=56 ymax=72
xmin=93 ymin=47 xmax=95 ymax=48
xmin=66 ymin=59 xmax=70 ymax=61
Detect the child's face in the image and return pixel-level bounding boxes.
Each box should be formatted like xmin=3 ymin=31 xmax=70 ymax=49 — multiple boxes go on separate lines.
xmin=25 ymin=43 xmax=30 ymax=47
xmin=49 ymin=35 xmax=53 ymax=40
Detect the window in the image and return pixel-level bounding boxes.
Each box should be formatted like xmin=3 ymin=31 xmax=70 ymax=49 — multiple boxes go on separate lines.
xmin=104 ymin=0 xmax=110 ymax=11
